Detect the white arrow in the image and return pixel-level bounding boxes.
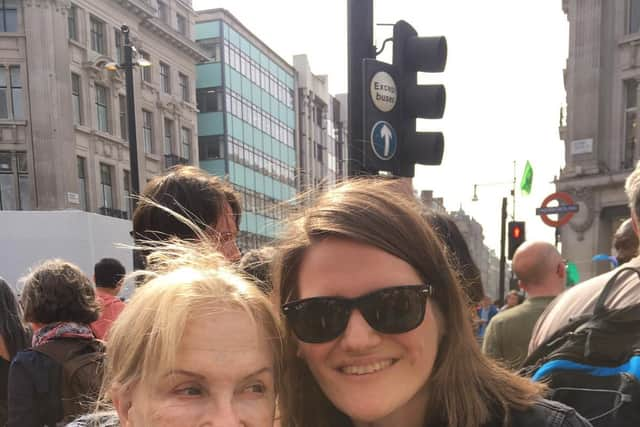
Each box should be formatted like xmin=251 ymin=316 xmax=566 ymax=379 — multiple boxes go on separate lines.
xmin=380 ymin=124 xmax=393 ymax=157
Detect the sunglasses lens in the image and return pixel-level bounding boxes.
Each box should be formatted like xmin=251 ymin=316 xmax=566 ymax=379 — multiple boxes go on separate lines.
xmin=286 ymin=298 xmax=351 ymax=344
xmin=360 ymin=287 xmax=427 ymax=334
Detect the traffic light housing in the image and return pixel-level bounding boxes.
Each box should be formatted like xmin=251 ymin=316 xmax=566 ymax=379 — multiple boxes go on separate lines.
xmin=392 ymin=20 xmax=447 ymax=177
xmin=508 ymin=221 xmax=526 ymax=260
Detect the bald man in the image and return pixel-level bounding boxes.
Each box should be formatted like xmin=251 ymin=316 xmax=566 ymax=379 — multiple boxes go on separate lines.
xmin=482 ymin=241 xmax=565 ymax=369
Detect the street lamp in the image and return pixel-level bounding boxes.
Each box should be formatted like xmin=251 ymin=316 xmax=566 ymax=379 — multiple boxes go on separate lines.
xmin=104 ymin=25 xmax=151 ymax=270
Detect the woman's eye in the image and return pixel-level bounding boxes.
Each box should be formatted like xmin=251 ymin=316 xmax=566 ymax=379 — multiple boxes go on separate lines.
xmin=175 ymin=386 xmax=202 ymax=396
xmin=243 ymin=383 xmax=266 ymax=394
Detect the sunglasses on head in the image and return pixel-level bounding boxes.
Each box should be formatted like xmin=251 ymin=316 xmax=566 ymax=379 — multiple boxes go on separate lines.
xmin=282 ymin=284 xmax=433 ymax=344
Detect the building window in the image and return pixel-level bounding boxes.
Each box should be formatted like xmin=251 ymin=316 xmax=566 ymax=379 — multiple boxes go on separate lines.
xmin=0 ymin=0 xmax=17 ymax=33
xmin=199 ymin=135 xmax=223 ymax=160
xmin=176 ymin=13 xmax=187 ymax=35
xmin=179 ymin=73 xmax=189 ymax=102
xmin=630 ymin=0 xmax=640 ymax=34
xmin=114 ymin=28 xmax=123 ymax=64
xmin=160 ymin=62 xmax=170 ymax=94
xmin=71 ymin=73 xmax=82 ymax=124
xmin=157 ymin=1 xmax=168 ymax=23
xmin=123 ymin=170 xmax=132 ymax=219
xmin=143 ymin=110 xmax=153 ymax=153
xmin=164 ymin=118 xmax=173 ymax=155
xmin=139 ymin=51 xmax=151 ymax=83
xmin=0 ymin=66 xmax=23 ymax=120
xmin=90 ymin=16 xmax=106 ymax=54
xmin=119 ymin=95 xmax=127 ymax=141
xmin=625 ymin=80 xmax=638 ymax=169
xmin=181 ymin=127 xmax=191 ymax=161
xmin=100 ymin=163 xmax=113 ymax=209
xmin=77 ymin=156 xmax=88 ymax=211
xmin=68 ymin=4 xmax=78 ymax=41
xmin=95 ymin=85 xmax=109 ymax=132
xmin=197 ymin=39 xmax=220 ymax=61
xmin=0 ymin=151 xmax=29 ymax=210
xmin=196 ymin=87 xmax=222 ymax=113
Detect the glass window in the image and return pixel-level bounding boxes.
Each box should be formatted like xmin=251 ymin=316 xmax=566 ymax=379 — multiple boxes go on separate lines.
xmin=198 ymin=39 xmax=221 ymax=61
xmin=157 ymin=1 xmax=168 ymax=23
xmin=176 ymin=13 xmax=187 ymax=35
xmin=164 ymin=118 xmax=173 ymax=155
xmin=140 ymin=51 xmax=151 ymax=82
xmin=0 ymin=151 xmax=15 ymax=209
xmin=77 ymin=156 xmax=88 ymax=211
xmin=199 ymin=135 xmax=223 ymax=160
xmin=68 ymin=4 xmax=78 ymax=41
xmin=0 ymin=67 xmax=8 ymax=119
xmin=119 ymin=94 xmax=127 ymax=141
xmin=71 ymin=73 xmax=82 ymax=125
xmin=90 ymin=16 xmax=106 ymax=54
xmin=123 ymin=170 xmax=132 ymax=219
xmin=100 ymin=163 xmax=113 ymax=209
xmin=143 ymin=110 xmax=153 ymax=153
xmin=0 ymin=0 xmax=17 ymax=33
xmin=114 ymin=28 xmax=123 ymax=64
xmin=181 ymin=127 xmax=191 ymax=161
xmin=179 ymin=73 xmax=189 ymax=102
xmin=95 ymin=85 xmax=109 ymax=132
xmin=9 ymin=66 xmax=22 ymax=120
xmin=160 ymin=62 xmax=170 ymax=94
xmin=625 ymin=79 xmax=638 ymax=169
xmin=631 ymin=0 xmax=640 ymax=34
xmin=196 ymin=87 xmax=222 ymax=113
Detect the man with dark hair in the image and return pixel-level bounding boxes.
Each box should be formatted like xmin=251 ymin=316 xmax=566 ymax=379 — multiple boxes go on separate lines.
xmin=132 ymin=165 xmax=241 ymax=263
xmin=91 ymin=258 xmax=126 ymax=340
xmin=613 ymin=218 xmax=639 ymax=265
xmin=483 ymin=241 xmax=565 ymax=369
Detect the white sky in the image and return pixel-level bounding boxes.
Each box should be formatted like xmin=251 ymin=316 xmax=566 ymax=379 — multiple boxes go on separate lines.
xmin=193 ymin=0 xmax=569 ymax=252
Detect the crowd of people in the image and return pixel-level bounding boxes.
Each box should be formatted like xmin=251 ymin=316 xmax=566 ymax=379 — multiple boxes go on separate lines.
xmin=3 ymin=161 xmax=640 ymax=426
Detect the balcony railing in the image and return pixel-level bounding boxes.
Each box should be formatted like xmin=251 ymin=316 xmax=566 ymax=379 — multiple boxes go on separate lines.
xmin=99 ymin=207 xmax=129 ymax=219
xmin=164 ymin=154 xmax=189 ymax=169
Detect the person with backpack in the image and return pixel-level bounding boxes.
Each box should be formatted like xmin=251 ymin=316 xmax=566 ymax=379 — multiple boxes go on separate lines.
xmin=7 ymin=259 xmax=104 ymax=427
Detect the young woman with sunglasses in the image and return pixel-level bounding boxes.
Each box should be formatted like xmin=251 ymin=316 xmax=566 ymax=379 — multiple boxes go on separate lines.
xmin=274 ymin=179 xmax=591 ymax=427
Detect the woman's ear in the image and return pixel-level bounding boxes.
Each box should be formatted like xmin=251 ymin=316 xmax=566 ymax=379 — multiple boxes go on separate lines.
xmin=111 ymin=383 xmax=134 ymax=426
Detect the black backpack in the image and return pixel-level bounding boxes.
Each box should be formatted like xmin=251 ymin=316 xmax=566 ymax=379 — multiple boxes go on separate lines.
xmin=521 ymin=266 xmax=640 ymax=426
xmin=33 ymin=338 xmax=105 ymax=424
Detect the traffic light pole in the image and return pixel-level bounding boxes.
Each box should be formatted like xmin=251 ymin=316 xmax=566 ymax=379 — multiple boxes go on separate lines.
xmin=499 ymin=197 xmax=507 ymax=305
xmin=347 ymin=0 xmax=375 ymax=176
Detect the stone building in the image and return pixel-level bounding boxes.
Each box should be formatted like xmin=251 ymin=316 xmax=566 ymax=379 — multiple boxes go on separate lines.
xmin=557 ymin=0 xmax=640 ymax=279
xmin=0 ymin=0 xmax=206 ymax=218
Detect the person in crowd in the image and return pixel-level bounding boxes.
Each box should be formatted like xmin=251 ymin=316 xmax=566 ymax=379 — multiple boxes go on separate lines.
xmin=613 ymin=218 xmax=639 ymax=265
xmin=0 ymin=278 xmax=31 ymax=426
xmin=482 ymin=242 xmax=565 ymax=370
xmin=476 ymin=295 xmax=498 ymax=341
xmin=500 ymin=290 xmax=522 ymax=311
xmin=90 ymin=258 xmax=126 ymax=340
xmin=8 ymin=260 xmax=103 ymax=427
xmin=239 ymin=246 xmax=276 ymax=294
xmin=132 ymin=165 xmax=242 ymax=263
xmin=67 ymin=240 xmax=282 ymax=427
xmin=274 ymin=179 xmax=592 ymax=427
xmin=529 ymin=162 xmax=640 ymax=353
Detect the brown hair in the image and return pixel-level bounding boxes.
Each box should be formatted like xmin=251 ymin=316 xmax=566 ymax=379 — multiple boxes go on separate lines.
xmin=132 ymin=165 xmax=240 ymax=242
xmin=273 ymin=179 xmax=544 ymax=427
xmin=21 ymin=259 xmax=100 ymax=325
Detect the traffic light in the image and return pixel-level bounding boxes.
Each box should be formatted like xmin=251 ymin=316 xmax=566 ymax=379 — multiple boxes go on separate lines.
xmin=392 ymin=20 xmax=447 ymax=177
xmin=508 ymin=221 xmax=526 ymax=260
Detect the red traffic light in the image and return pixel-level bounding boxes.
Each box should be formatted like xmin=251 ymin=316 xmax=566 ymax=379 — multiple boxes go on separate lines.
xmin=513 ymin=225 xmax=521 ymax=239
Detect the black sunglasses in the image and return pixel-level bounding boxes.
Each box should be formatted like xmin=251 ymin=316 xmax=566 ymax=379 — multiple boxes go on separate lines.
xmin=282 ymin=284 xmax=433 ymax=344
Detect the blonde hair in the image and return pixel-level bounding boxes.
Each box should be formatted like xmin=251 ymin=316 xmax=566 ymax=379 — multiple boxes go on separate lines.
xmin=274 ymin=179 xmax=544 ymax=427
xmin=97 ymin=240 xmax=283 ymax=410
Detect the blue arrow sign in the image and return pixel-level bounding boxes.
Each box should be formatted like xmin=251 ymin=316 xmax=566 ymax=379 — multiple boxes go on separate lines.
xmin=370 ymin=121 xmax=397 ymax=161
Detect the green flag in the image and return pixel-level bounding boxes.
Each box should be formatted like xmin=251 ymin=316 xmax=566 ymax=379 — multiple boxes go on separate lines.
xmin=566 ymin=261 xmax=580 ymax=287
xmin=520 ymin=160 xmax=533 ymax=195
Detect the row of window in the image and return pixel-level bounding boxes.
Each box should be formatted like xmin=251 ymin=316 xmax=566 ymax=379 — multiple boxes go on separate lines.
xmin=71 ymin=73 xmax=192 ymax=158
xmin=234 ymin=185 xmax=289 ymax=221
xmin=223 ymin=40 xmax=294 ymax=109
xmin=156 ymin=0 xmax=189 ymax=37
xmin=0 ymin=65 xmax=23 ymax=120
xmin=0 ymin=151 xmax=29 ymax=210
xmin=237 ymin=230 xmax=272 ymax=252
xmin=228 ymin=137 xmax=295 ymax=187
xmin=69 ymin=5 xmax=191 ymax=102
xmin=0 ymin=1 xmax=17 ymax=33
xmin=77 ymin=156 xmax=133 ymax=219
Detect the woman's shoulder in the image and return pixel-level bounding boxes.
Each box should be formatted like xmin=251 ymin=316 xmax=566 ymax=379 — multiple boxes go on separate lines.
xmin=509 ymin=399 xmax=593 ymax=427
xmin=66 ymin=411 xmax=120 ymax=427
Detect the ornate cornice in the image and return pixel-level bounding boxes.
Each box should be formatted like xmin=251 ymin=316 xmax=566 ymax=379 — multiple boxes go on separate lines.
xmin=140 ymin=18 xmax=208 ymax=62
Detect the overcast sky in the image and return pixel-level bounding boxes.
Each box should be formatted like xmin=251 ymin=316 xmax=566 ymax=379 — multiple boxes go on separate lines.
xmin=193 ymin=0 xmax=569 ymax=253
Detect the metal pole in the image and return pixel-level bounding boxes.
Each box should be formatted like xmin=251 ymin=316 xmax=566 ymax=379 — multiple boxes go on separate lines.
xmin=347 ymin=0 xmax=375 ymax=176
xmin=122 ymin=25 xmax=143 ymax=270
xmin=122 ymin=25 xmax=140 ymax=197
xmin=499 ymin=196 xmax=507 ymax=305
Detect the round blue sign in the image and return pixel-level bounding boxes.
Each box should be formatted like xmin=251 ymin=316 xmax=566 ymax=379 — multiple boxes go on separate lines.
xmin=370 ymin=121 xmax=397 ymax=160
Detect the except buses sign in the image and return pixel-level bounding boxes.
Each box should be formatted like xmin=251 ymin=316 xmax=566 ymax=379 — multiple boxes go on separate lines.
xmin=370 ymin=71 xmax=397 ymax=112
